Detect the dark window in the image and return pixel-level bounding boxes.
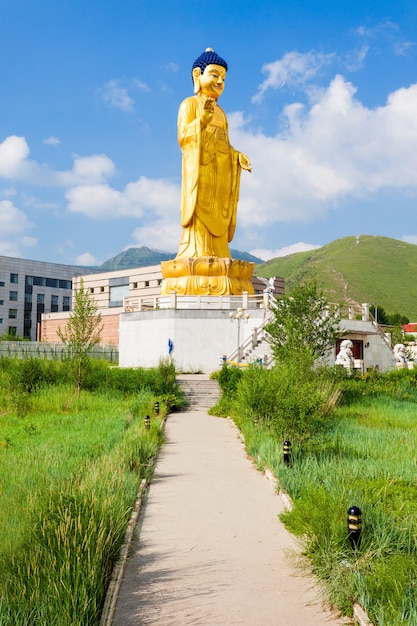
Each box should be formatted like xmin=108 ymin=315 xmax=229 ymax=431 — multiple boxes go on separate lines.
xmin=8 ymin=326 xmax=17 ymax=336
xmin=37 ymin=293 xmax=45 ymax=304
xmin=144 ymin=281 xmax=150 ymax=287
xmin=10 ymin=273 xmax=18 ymax=284
xmin=9 ymin=291 xmax=18 ymax=301
xmin=46 ymin=278 xmax=58 ymax=288
xmin=63 ymin=296 xmax=70 ymax=311
xmin=59 ymin=279 xmax=71 ymax=290
xmin=0 ymin=300 xmax=3 ymax=305
xmin=8 ymin=309 xmax=17 ymax=319
xmin=51 ymin=295 xmax=59 ymax=312
xmin=100 ymin=286 xmax=105 ymax=292
xmin=33 ymin=276 xmax=46 ymax=286
xmin=0 ymin=281 xmax=5 ymax=287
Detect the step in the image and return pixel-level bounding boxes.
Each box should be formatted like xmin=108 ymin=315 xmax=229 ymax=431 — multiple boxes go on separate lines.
xmin=177 ymin=374 xmax=221 ymax=410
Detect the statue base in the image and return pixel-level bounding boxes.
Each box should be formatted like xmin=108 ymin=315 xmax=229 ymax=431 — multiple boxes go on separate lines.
xmin=160 ymin=256 xmax=255 ymax=296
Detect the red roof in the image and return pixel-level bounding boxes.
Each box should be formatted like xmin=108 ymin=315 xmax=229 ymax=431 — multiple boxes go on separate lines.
xmin=403 ymin=323 xmax=417 ymax=333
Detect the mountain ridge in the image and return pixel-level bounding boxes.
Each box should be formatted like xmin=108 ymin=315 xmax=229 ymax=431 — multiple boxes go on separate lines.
xmin=256 ymin=235 xmax=417 ymax=319
xmin=98 ymin=246 xmax=264 ymax=270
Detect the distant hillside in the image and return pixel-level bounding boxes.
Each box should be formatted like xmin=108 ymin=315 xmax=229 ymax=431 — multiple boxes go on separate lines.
xmin=99 ymin=247 xmax=264 ymax=271
xmin=99 ymin=247 xmax=175 ymax=270
xmin=256 ymin=235 xmax=417 ymax=320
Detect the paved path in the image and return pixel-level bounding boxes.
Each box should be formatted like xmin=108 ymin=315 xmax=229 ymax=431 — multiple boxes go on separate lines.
xmin=112 ymin=410 xmax=350 ymax=625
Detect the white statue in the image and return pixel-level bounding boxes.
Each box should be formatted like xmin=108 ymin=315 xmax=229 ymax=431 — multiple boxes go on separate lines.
xmin=335 ymin=339 xmax=354 ymax=372
xmin=394 ymin=343 xmax=408 ymax=369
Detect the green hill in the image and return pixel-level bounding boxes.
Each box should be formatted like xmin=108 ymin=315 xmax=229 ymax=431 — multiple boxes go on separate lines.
xmin=99 ymin=247 xmax=264 ymax=271
xmin=257 ymin=235 xmax=417 ymax=320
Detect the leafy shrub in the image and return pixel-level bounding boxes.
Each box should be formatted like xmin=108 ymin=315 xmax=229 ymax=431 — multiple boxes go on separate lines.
xmin=233 ymin=363 xmax=340 ymax=444
xmin=217 ymin=363 xmax=243 ymax=396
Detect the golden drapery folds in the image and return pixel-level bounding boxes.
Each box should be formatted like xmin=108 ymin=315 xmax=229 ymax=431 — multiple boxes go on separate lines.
xmin=160 ymin=49 xmax=254 ymax=296
xmin=176 ymin=94 xmax=241 ymax=259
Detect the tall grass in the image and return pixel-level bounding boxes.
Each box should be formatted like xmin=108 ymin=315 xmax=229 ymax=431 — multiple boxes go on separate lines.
xmin=220 ymin=373 xmax=417 ymax=625
xmin=0 ymin=359 xmax=178 ymax=625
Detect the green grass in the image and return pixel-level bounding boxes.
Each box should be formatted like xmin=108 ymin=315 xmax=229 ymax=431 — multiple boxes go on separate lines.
xmin=256 ymin=234 xmax=417 ymax=318
xmin=231 ymin=395 xmax=417 ymax=625
xmin=0 ymin=379 xmax=167 ymax=625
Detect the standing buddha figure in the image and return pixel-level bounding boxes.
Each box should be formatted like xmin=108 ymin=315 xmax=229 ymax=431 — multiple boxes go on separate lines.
xmin=175 ymin=48 xmax=251 ymax=259
xmin=160 ymin=48 xmax=254 ymax=296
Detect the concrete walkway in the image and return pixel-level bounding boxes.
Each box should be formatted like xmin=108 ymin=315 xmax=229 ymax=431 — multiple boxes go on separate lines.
xmin=112 ymin=410 xmax=350 ymax=625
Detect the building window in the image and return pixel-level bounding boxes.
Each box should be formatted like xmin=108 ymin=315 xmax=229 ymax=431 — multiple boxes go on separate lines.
xmin=144 ymin=281 xmax=150 ymax=287
xmin=10 ymin=273 xmax=18 ymax=284
xmin=0 ymin=300 xmax=3 ymax=305
xmin=100 ymin=286 xmax=105 ymax=293
xmin=8 ymin=309 xmax=17 ymax=319
xmin=51 ymin=295 xmax=59 ymax=312
xmin=109 ymin=284 xmax=129 ymax=306
xmin=8 ymin=326 xmax=17 ymax=336
xmin=37 ymin=293 xmax=45 ymax=304
xmin=0 ymin=318 xmax=3 ymax=324
xmin=158 ymin=279 xmax=163 ymax=286
xmin=133 ymin=282 xmax=138 ymax=289
xmin=89 ymin=287 xmax=94 ymax=294
xmin=0 ymin=281 xmax=4 ymax=287
xmin=9 ymin=291 xmax=18 ymax=301
xmin=63 ymin=296 xmax=70 ymax=311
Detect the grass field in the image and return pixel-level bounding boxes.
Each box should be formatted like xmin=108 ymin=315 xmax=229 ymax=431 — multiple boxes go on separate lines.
xmin=233 ymin=393 xmax=417 ymax=625
xmin=0 ymin=365 xmax=172 ymax=625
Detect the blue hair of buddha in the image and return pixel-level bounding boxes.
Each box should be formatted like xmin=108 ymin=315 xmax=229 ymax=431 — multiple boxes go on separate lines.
xmin=192 ymin=49 xmax=228 ymax=77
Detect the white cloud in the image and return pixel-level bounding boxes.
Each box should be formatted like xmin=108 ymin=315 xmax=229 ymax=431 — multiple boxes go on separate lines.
xmin=229 ymin=77 xmax=417 ymax=234
xmin=0 ymin=136 xmax=30 ymax=178
xmin=250 ymin=242 xmax=321 ymax=261
xmin=99 ymin=79 xmax=135 ymax=112
xmin=131 ymin=220 xmax=181 ymax=253
xmin=167 ymin=62 xmax=179 ymax=73
xmin=43 ymin=136 xmax=61 ymax=146
xmin=342 ymin=45 xmax=369 ymax=72
xmin=0 ymin=199 xmax=35 ymax=255
xmin=356 ymin=21 xmax=416 ymax=58
xmin=75 ymin=252 xmax=98 ymax=266
xmin=66 ymin=176 xmax=180 ymax=220
xmin=252 ymin=50 xmax=335 ymax=103
xmin=402 ymin=235 xmax=417 ymax=245
xmin=133 ymin=78 xmax=150 ymax=91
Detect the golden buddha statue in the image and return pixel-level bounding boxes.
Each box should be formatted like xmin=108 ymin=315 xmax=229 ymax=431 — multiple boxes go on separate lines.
xmin=160 ymin=48 xmax=255 ymax=296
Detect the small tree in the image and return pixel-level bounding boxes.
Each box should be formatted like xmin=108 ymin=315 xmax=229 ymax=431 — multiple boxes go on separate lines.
xmin=57 ymin=279 xmax=103 ymax=397
xmin=265 ymin=281 xmax=342 ymax=365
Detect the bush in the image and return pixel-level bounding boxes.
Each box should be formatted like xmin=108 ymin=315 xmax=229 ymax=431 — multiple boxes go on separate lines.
xmin=232 ymin=363 xmax=340 ymax=445
xmin=217 ymin=363 xmax=243 ymax=396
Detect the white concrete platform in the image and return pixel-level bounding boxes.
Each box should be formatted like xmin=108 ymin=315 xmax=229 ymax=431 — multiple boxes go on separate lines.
xmin=119 ymin=308 xmax=266 ymax=373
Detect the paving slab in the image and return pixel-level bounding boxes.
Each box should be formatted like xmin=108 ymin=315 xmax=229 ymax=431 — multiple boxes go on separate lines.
xmin=112 ymin=410 xmax=351 ymax=625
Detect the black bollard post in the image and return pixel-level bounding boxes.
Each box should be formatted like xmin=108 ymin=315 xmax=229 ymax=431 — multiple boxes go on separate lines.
xmin=347 ymin=505 xmax=362 ymax=549
xmin=144 ymin=415 xmax=151 ymax=430
xmin=283 ymin=440 xmax=292 ymax=465
xmin=154 ymin=401 xmax=160 ymax=415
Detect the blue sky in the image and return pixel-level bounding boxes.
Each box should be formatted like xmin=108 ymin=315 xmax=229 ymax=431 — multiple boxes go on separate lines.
xmin=1 ymin=0 xmax=417 ymax=265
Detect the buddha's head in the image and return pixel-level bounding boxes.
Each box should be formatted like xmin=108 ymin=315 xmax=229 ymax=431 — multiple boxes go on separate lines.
xmin=191 ymin=48 xmax=228 ymax=99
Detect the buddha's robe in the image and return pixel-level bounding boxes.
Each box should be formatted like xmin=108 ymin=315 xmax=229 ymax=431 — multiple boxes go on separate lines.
xmin=175 ymin=94 xmax=242 ymax=259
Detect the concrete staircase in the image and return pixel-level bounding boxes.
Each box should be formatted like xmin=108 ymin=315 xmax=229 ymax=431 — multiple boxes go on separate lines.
xmin=177 ymin=374 xmax=222 ymax=410
xmin=242 ymin=331 xmax=273 ymax=367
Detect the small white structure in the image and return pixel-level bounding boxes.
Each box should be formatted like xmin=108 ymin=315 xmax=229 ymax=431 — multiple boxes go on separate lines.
xmin=394 ymin=343 xmax=408 ymax=369
xmin=335 ymin=339 xmax=354 ymax=372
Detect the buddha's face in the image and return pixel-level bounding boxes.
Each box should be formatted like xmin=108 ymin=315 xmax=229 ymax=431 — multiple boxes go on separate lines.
xmin=197 ymin=64 xmax=226 ymax=100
